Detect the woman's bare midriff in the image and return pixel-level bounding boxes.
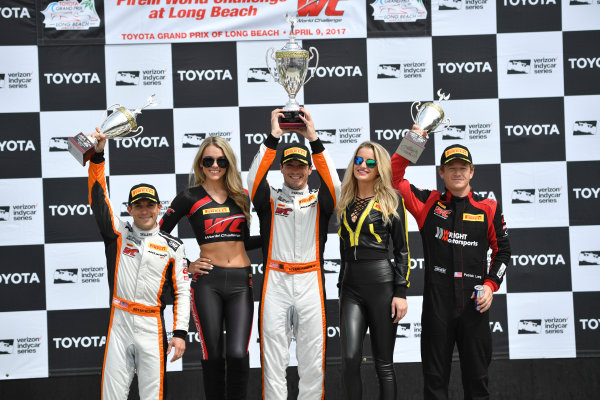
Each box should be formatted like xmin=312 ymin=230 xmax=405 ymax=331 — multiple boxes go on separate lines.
xmin=199 ymin=241 xmax=250 ymax=267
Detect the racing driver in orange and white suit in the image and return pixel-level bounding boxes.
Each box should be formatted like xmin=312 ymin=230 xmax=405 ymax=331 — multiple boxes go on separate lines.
xmin=247 ymin=108 xmax=341 ymax=400
xmin=87 ymin=129 xmax=191 ymax=400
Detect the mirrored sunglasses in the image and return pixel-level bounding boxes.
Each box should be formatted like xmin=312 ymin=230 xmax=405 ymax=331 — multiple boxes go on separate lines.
xmin=354 ymin=156 xmax=377 ymax=168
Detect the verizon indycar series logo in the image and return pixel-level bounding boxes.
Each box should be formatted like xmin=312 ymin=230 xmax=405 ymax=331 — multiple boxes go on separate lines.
xmin=41 ymin=1 xmax=101 ymax=31
xmin=0 ymin=71 xmax=33 ymax=89
xmin=247 ymin=68 xmax=272 ymax=83
xmin=0 ymin=339 xmax=15 ymax=354
xmin=438 ymin=0 xmax=491 ymax=10
xmin=507 ymin=58 xmax=557 ymax=75
xmin=441 ymin=123 xmax=492 ymax=141
xmin=518 ymin=317 xmax=569 ymax=335
xmin=507 ymin=59 xmax=531 ymax=74
xmin=370 ymin=0 xmax=427 ymax=22
xmin=377 ymin=62 xmax=427 ymax=79
xmin=511 ymin=187 xmax=562 ymax=204
xmin=396 ymin=322 xmax=421 ymax=338
xmin=573 ymin=121 xmax=597 ymax=135
xmin=0 ymin=204 xmax=39 ymax=221
xmin=54 ymin=269 xmax=78 ymax=283
xmin=518 ymin=319 xmax=542 ymax=334
xmin=116 ymin=69 xmax=166 ymax=86
xmin=182 ymin=131 xmax=231 ymax=147
xmin=579 ymin=251 xmax=600 ymax=266
xmin=49 ymin=137 xmax=70 ymax=152
xmin=1 ymin=337 xmax=42 ymax=354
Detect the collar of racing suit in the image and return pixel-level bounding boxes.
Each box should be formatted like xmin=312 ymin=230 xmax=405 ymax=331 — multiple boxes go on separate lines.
xmin=281 ymin=184 xmax=310 ymax=198
xmin=131 ymin=223 xmax=159 ymax=239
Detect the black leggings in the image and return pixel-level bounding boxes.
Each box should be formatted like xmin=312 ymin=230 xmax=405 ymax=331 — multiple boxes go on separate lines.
xmin=340 ymin=259 xmax=398 ymax=400
xmin=191 ymin=265 xmax=254 ymax=360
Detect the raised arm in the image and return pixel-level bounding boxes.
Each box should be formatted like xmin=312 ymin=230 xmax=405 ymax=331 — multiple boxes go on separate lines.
xmin=88 ymin=129 xmax=121 ymax=241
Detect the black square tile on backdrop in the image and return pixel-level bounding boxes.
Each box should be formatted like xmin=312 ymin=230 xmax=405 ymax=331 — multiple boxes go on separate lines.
xmin=302 ymin=38 xmax=368 ymax=104
xmin=38 ymin=45 xmax=106 ymax=111
xmin=0 ymin=0 xmax=36 ymax=45
xmin=563 ymin=30 xmax=600 ymax=96
xmin=432 ymin=35 xmax=498 ymax=100
xmin=567 ymin=161 xmax=600 ymax=226
xmin=108 ymin=109 xmax=175 ymax=176
xmin=172 ymin=42 xmax=239 ymax=108
xmin=497 ymin=0 xmax=561 ymax=33
xmin=499 ymin=97 xmax=565 ymax=163
xmin=0 ymin=113 xmax=41 ymax=179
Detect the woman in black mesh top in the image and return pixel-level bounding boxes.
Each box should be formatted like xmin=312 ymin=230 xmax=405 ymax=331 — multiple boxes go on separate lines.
xmin=336 ymin=141 xmax=411 ymax=400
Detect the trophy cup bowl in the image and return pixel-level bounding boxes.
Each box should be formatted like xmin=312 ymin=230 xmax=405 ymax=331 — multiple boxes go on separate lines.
xmin=411 ymin=101 xmax=449 ymax=134
xmin=397 ymin=90 xmax=451 ymax=163
xmin=266 ymin=14 xmax=319 ymax=128
xmin=68 ymin=95 xmax=158 ymax=166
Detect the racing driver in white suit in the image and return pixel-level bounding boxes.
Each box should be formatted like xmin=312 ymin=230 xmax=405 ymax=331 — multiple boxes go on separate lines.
xmin=247 ymin=109 xmax=341 ymax=399
xmin=87 ymin=129 xmax=191 ymax=400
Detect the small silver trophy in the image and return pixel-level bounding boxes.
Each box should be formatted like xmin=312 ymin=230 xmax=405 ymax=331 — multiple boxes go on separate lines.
xmin=397 ymin=89 xmax=451 ymax=163
xmin=68 ymin=95 xmax=158 ymax=166
xmin=266 ymin=14 xmax=319 ymax=128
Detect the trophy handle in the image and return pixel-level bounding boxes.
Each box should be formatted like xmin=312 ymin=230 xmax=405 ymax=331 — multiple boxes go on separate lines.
xmin=410 ymin=101 xmax=421 ymax=124
xmin=127 ymin=126 xmax=143 ymax=138
xmin=303 ymin=47 xmax=319 ymax=86
xmin=438 ymin=118 xmax=451 ymax=133
xmin=265 ymin=48 xmax=278 ymax=83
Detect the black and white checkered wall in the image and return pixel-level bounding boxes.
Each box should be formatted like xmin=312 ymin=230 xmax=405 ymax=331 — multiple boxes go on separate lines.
xmin=1 ymin=0 xmax=599 ymax=380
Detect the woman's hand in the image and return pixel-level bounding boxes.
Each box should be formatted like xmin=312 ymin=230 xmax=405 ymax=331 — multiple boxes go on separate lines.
xmin=188 ymin=257 xmax=213 ymax=275
xmin=391 ymin=297 xmax=408 ymax=323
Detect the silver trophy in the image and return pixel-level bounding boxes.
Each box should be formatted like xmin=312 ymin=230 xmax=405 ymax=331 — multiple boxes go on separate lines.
xmin=266 ymin=14 xmax=319 ymax=128
xmin=68 ymin=95 xmax=158 ymax=165
xmin=397 ymin=89 xmax=451 ymax=163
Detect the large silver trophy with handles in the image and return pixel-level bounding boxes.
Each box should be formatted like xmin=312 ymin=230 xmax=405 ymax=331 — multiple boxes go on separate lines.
xmin=68 ymin=95 xmax=158 ymax=166
xmin=397 ymin=89 xmax=451 ymax=163
xmin=266 ymin=14 xmax=319 ymax=128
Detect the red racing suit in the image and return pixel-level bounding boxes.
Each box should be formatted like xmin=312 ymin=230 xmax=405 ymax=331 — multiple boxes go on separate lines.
xmin=391 ymin=152 xmax=510 ymax=400
xmin=247 ymin=134 xmax=340 ymax=400
xmin=88 ymin=152 xmax=190 ymax=400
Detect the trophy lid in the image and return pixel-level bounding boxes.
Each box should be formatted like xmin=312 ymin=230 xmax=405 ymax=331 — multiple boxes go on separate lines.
xmin=276 ymin=14 xmax=309 ymax=59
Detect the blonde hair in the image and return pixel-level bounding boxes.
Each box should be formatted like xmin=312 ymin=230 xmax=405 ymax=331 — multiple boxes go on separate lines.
xmin=190 ymin=136 xmax=251 ymax=225
xmin=336 ymin=141 xmax=399 ymax=225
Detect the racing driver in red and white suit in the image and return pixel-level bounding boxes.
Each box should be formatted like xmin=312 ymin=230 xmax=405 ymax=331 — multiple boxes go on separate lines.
xmin=87 ymin=130 xmax=191 ymax=400
xmin=247 ymin=109 xmax=341 ymax=400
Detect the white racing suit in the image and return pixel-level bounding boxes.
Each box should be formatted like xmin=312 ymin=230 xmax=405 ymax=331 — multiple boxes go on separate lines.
xmin=88 ymin=153 xmax=191 ymax=400
xmin=247 ymin=135 xmax=340 ymax=400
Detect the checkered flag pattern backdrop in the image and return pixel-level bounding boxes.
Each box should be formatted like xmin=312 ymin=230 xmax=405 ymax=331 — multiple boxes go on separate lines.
xmin=0 ymin=0 xmax=599 ymax=380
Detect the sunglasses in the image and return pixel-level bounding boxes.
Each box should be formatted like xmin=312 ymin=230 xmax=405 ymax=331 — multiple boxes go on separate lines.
xmin=202 ymin=157 xmax=229 ymax=168
xmin=354 ymin=156 xmax=377 ymax=168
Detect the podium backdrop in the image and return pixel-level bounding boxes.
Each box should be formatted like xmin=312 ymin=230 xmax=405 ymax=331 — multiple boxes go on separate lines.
xmin=1 ymin=0 xmax=599 ymax=380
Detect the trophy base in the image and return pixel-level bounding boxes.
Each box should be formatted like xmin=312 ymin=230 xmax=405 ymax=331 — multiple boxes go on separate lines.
xmin=68 ymin=133 xmax=97 ymax=166
xmin=279 ymin=110 xmax=305 ymax=129
xmin=396 ymin=130 xmax=427 ymax=163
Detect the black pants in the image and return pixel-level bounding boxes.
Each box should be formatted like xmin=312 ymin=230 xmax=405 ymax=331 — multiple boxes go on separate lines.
xmin=340 ymin=259 xmax=398 ymax=400
xmin=421 ymin=285 xmax=492 ymax=400
xmin=191 ymin=265 xmax=253 ymax=400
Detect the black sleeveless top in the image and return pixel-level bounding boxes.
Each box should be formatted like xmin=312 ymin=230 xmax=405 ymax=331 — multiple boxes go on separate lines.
xmin=159 ymin=185 xmax=250 ymax=246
